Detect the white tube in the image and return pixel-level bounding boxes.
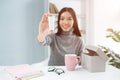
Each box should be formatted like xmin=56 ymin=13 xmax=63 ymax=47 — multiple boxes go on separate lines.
xmin=48 ymin=15 xmax=55 ymax=31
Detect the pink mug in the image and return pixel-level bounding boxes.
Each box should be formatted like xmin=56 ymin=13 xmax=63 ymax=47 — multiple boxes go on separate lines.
xmin=65 ymin=54 xmax=80 ymax=71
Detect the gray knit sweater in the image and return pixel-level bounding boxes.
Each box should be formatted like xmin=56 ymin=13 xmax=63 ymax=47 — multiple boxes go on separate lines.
xmin=40 ymin=29 xmax=84 ymax=66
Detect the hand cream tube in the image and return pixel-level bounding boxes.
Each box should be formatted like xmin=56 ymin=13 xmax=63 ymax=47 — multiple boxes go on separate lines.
xmin=48 ymin=15 xmax=55 ymax=31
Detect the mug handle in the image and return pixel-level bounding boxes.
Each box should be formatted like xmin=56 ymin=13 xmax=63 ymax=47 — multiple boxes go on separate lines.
xmin=76 ymin=56 xmax=81 ymax=65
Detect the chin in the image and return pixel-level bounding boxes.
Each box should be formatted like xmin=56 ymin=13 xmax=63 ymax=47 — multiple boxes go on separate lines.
xmin=62 ymin=28 xmax=71 ymax=31
xmin=63 ymin=29 xmax=69 ymax=31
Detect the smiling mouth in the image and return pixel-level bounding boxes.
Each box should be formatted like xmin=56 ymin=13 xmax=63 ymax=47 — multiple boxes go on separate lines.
xmin=62 ymin=26 xmax=69 ymax=29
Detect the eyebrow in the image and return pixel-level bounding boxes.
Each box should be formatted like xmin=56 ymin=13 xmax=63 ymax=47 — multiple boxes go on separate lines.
xmin=60 ymin=16 xmax=72 ymax=18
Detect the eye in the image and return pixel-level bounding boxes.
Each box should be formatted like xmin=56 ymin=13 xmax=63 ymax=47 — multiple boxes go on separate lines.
xmin=68 ymin=18 xmax=73 ymax=20
xmin=60 ymin=18 xmax=64 ymax=20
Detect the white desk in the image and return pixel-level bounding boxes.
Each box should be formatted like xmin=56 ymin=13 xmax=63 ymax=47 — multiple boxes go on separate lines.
xmin=0 ymin=64 xmax=120 ymax=80
xmin=31 ymin=64 xmax=120 ymax=80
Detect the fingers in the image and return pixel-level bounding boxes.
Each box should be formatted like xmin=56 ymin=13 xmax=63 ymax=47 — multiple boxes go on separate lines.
xmin=44 ymin=29 xmax=54 ymax=35
xmin=50 ymin=30 xmax=54 ymax=32
xmin=41 ymin=13 xmax=53 ymax=23
xmin=41 ymin=14 xmax=48 ymax=23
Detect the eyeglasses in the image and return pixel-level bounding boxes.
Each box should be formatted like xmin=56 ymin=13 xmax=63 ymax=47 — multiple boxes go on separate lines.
xmin=48 ymin=67 xmax=65 ymax=75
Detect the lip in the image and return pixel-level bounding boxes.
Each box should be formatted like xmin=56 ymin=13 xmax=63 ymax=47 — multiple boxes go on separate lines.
xmin=62 ymin=27 xmax=69 ymax=30
xmin=62 ymin=25 xmax=69 ymax=28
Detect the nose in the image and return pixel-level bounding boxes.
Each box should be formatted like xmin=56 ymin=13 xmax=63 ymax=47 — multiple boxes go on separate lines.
xmin=63 ymin=19 xmax=68 ymax=24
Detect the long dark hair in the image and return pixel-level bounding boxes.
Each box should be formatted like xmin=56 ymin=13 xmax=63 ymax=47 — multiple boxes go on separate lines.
xmin=56 ymin=7 xmax=81 ymax=36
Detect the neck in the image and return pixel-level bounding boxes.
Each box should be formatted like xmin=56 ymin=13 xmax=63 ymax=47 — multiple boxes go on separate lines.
xmin=61 ymin=28 xmax=74 ymax=35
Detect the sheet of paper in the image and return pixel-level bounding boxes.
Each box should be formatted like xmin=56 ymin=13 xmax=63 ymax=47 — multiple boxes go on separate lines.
xmin=5 ymin=64 xmax=43 ymax=78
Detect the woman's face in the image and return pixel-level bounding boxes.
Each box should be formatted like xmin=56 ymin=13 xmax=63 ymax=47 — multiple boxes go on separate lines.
xmin=59 ymin=11 xmax=74 ymax=31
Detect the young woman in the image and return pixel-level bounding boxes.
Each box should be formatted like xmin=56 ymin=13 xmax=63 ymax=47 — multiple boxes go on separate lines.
xmin=37 ymin=7 xmax=84 ymax=66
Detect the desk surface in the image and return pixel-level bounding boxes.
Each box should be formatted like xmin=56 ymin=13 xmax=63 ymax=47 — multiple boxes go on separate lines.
xmin=31 ymin=64 xmax=120 ymax=80
xmin=0 ymin=64 xmax=120 ymax=80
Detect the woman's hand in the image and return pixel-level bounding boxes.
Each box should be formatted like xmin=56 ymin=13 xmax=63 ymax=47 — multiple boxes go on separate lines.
xmin=39 ymin=14 xmax=53 ymax=33
xmin=37 ymin=14 xmax=53 ymax=42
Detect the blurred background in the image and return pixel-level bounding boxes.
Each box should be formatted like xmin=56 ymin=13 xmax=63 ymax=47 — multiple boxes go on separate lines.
xmin=0 ymin=0 xmax=48 ymax=65
xmin=0 ymin=0 xmax=120 ymax=66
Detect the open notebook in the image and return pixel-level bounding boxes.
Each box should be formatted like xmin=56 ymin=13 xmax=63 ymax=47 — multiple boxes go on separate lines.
xmin=5 ymin=64 xmax=44 ymax=80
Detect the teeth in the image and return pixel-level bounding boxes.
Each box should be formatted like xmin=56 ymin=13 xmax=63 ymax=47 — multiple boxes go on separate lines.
xmin=63 ymin=27 xmax=68 ymax=29
xmin=63 ymin=25 xmax=68 ymax=27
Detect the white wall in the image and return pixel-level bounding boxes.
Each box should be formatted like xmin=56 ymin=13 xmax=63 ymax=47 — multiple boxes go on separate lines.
xmin=49 ymin=0 xmax=81 ymax=14
xmin=85 ymin=0 xmax=94 ymax=45
xmin=89 ymin=0 xmax=120 ymax=54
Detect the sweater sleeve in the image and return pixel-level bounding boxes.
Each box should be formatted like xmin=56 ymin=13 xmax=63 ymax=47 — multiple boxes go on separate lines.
xmin=39 ymin=34 xmax=53 ymax=46
xmin=78 ymin=38 xmax=85 ymax=56
xmin=77 ymin=38 xmax=85 ymax=65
